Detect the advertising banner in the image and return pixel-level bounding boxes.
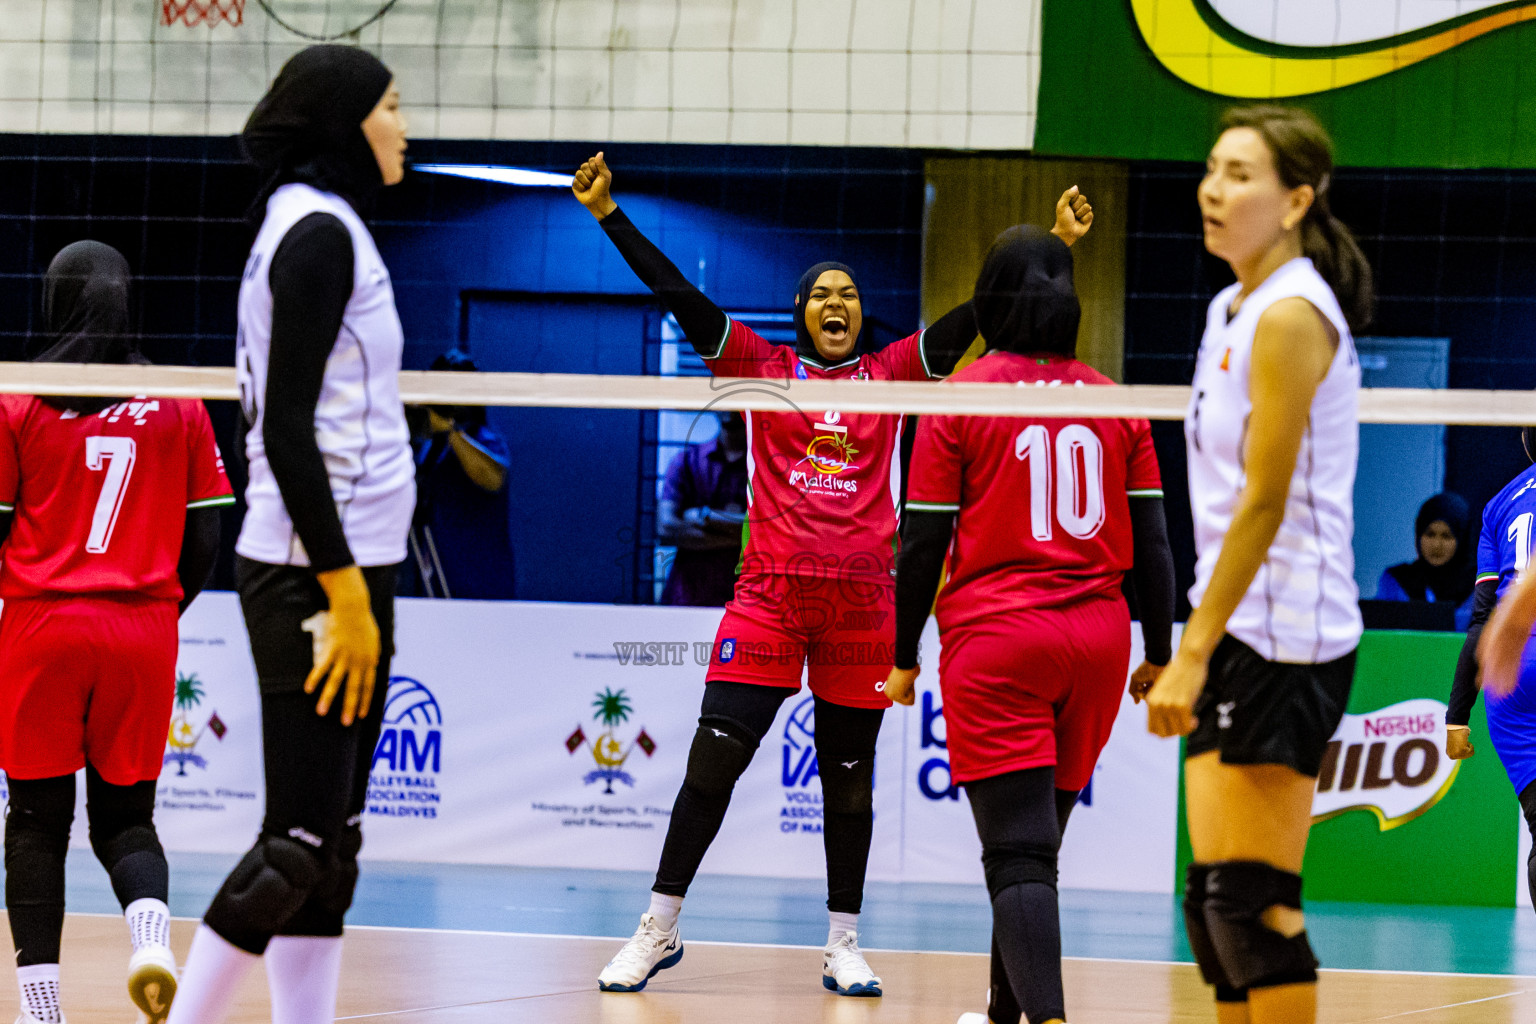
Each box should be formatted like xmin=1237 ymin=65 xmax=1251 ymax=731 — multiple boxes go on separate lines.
xmin=44 ymin=596 xmax=1518 ymax=906
xmin=1173 ymin=630 xmax=1520 ymax=907
xmin=66 ymin=594 xmax=1181 ymax=892
xmin=1302 ymin=631 xmax=1518 ymax=906
xmin=1035 ymin=0 xmax=1536 ymax=168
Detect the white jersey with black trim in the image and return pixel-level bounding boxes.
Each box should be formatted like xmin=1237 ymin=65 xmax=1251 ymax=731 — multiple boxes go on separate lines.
xmin=235 ymin=183 xmax=414 ymax=568
xmin=1185 ymin=257 xmax=1362 ymax=663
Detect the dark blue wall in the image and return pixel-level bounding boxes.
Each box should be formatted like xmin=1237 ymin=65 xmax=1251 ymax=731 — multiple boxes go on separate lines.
xmin=1124 ymin=163 xmax=1536 ymax=613
xmin=0 ymin=134 xmax=925 ymax=598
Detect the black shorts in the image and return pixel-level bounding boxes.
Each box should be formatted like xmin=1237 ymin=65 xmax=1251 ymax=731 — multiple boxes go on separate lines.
xmin=1185 ymin=634 xmax=1356 ymax=777
xmin=236 ymin=556 xmax=398 ymax=694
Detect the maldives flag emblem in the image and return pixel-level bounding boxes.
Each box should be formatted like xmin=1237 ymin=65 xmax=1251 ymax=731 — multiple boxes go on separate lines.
xmin=565 ymin=725 xmax=586 ymax=753
xmin=636 ymin=729 xmax=656 ymax=757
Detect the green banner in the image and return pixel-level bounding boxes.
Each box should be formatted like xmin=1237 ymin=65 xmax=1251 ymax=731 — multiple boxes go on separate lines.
xmin=1175 ymin=630 xmax=1519 ymax=906
xmin=1036 ymin=0 xmax=1536 ymax=168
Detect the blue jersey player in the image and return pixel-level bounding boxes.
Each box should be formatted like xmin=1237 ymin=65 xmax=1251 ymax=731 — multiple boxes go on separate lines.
xmin=1447 ymin=427 xmax=1536 ymax=909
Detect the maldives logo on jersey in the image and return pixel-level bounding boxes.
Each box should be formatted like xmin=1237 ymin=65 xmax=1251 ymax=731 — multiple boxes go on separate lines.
xmin=163 ymin=672 xmax=227 ymax=775
xmin=1312 ymin=698 xmax=1459 ymax=830
xmin=368 ymin=676 xmax=443 ymax=820
xmin=789 ymin=411 xmax=861 ymax=493
xmin=565 ymin=688 xmax=656 ymax=794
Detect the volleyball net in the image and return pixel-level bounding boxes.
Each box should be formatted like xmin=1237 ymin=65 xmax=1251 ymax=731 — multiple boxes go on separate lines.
xmin=1 ymin=362 xmax=1529 ymax=426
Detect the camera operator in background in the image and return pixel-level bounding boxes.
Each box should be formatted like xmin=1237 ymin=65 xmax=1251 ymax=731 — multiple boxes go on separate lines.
xmin=402 ymin=349 xmax=515 ymax=600
xmin=657 ymin=410 xmax=747 ymax=607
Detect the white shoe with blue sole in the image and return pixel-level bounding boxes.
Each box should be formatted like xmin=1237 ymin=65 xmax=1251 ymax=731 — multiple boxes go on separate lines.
xmin=822 ymin=931 xmax=882 ymax=996
xmin=598 ymin=913 xmax=684 ymax=992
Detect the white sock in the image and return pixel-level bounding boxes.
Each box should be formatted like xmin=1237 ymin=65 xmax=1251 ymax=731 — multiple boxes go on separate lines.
xmin=646 ymin=892 xmax=683 ymax=932
xmin=164 ymin=924 xmax=258 ymax=1024
xmin=266 ymin=935 xmax=344 ymax=1024
xmin=125 ymin=897 xmax=172 ymax=952
xmin=16 ymin=964 xmax=61 ymax=1024
xmin=828 ymin=911 xmax=859 ymax=945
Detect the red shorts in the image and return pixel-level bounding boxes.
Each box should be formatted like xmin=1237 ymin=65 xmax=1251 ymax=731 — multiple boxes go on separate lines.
xmin=0 ymin=595 xmax=178 ymax=785
xmin=938 ymin=593 xmax=1130 ymax=788
xmin=705 ymin=572 xmax=894 ymax=709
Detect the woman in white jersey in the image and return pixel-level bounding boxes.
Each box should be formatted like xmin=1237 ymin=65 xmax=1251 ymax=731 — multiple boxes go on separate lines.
xmin=168 ymin=45 xmax=412 ymax=1024
xmin=1144 ymin=106 xmax=1373 ymax=1024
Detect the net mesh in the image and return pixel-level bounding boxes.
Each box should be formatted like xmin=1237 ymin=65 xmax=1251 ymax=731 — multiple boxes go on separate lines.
xmin=0 ymin=0 xmax=1041 ymax=145
xmin=161 ymin=0 xmax=245 ymax=28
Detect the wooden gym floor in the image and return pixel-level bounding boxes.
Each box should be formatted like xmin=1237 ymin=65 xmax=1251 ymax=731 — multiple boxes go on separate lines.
xmin=16 ymin=913 xmax=1536 ymax=1023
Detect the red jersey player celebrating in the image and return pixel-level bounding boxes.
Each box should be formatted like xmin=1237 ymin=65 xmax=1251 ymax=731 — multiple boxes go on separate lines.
xmin=573 ymin=153 xmax=1092 ymax=997
xmin=885 ymin=227 xmax=1175 ymax=1024
xmin=0 ymin=241 xmax=231 ymax=1024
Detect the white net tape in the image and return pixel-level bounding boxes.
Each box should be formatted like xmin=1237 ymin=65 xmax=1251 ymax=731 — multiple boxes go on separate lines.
xmin=0 ymin=363 xmax=1530 ymax=425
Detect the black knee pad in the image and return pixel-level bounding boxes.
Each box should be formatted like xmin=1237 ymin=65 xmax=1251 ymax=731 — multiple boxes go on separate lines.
xmin=818 ymin=753 xmax=874 ymax=817
xmin=206 ymin=835 xmax=323 ymax=940
xmin=6 ymin=776 xmax=76 ymax=850
xmin=85 ymin=772 xmax=156 ymax=857
xmin=683 ymin=719 xmax=758 ymax=799
xmin=89 ymin=822 xmax=164 ymax=871
xmin=979 ymin=841 xmax=1057 ymax=904
xmin=1204 ymin=861 xmax=1319 ymax=991
xmin=1183 ymin=864 xmax=1247 ymax=1003
xmin=318 ymin=823 xmax=363 ymax=919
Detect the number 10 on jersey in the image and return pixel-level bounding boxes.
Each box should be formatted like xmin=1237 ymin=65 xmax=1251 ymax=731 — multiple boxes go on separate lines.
xmin=1015 ymin=423 xmax=1105 ymax=541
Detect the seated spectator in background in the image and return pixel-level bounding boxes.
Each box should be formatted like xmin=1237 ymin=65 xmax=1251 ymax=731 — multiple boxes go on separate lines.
xmin=400 ymin=349 xmax=516 ymax=599
xmin=658 ymin=411 xmax=747 ymax=606
xmin=1376 ymin=491 xmax=1476 ymax=630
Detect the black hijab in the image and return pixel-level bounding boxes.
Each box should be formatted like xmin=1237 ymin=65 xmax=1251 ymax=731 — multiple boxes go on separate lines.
xmin=242 ymin=44 xmax=393 ymax=215
xmin=973 ymin=225 xmax=1080 ymax=356
xmin=1386 ymin=492 xmax=1474 ymax=605
xmin=34 ymin=241 xmax=144 ymax=414
xmin=792 ymin=261 xmax=859 ymax=365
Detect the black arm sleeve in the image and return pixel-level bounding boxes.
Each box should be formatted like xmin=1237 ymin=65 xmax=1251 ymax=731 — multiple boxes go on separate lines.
xmin=0 ymin=511 xmax=11 ymax=548
xmin=177 ymin=506 xmax=221 ymax=615
xmin=1129 ymin=496 xmax=1176 ymax=665
xmin=1448 ymin=579 xmax=1500 ymax=727
xmin=264 ymin=212 xmax=356 ymax=573
xmin=918 ymin=300 xmax=978 ymax=378
xmin=598 ymin=206 xmax=729 ymax=357
xmin=894 ymin=509 xmax=956 ymax=670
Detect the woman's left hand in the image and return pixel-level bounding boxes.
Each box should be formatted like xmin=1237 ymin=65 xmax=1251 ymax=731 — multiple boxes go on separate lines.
xmin=1128 ymin=660 xmax=1165 ymax=704
xmin=884 ymin=666 xmax=920 ymax=707
xmin=1145 ymin=650 xmax=1207 ymax=737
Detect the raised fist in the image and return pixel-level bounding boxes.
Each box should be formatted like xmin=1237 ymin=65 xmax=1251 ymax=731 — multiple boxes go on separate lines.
xmin=572 ymin=151 xmax=617 ymax=220
xmin=1052 ymin=186 xmax=1093 ymax=246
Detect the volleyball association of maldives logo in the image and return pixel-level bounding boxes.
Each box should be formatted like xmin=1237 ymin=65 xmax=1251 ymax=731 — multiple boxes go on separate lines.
xmin=372 ymin=676 xmax=442 ymax=775
xmin=1135 ymin=0 xmax=1535 ymax=98
xmin=163 ymin=672 xmax=227 ymax=776
xmin=1311 ymin=698 xmax=1460 ymax=831
xmin=565 ymin=688 xmax=656 ymax=794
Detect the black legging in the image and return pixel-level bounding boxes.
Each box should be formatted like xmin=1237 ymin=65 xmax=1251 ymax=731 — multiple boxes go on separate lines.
xmin=1521 ymin=780 xmax=1536 ymax=912
xmin=203 ymin=561 xmax=395 ymax=954
xmin=202 ymin=689 xmax=385 ymax=954
xmin=653 ymin=680 xmax=884 ymax=914
xmin=984 ymin=786 xmax=1080 ymax=1024
xmin=5 ymin=766 xmax=166 ymax=966
xmin=966 ymin=767 xmax=1073 ymax=1024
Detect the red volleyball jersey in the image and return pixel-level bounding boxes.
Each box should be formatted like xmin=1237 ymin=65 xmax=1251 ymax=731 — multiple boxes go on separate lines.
xmin=0 ymin=395 xmax=235 ymax=601
xmin=705 ymin=319 xmax=937 ymax=581
xmin=907 ymin=352 xmax=1162 ymax=629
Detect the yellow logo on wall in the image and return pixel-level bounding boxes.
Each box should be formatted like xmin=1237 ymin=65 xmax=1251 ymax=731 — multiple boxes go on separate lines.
xmin=1135 ymin=0 xmax=1536 ymax=98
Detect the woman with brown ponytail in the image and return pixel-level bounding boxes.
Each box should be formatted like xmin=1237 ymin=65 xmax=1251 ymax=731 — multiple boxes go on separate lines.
xmin=1142 ymin=106 xmax=1373 ymax=1024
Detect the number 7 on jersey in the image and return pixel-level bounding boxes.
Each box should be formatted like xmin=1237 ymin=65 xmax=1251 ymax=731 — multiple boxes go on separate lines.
xmin=85 ymin=436 xmax=137 ymax=554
